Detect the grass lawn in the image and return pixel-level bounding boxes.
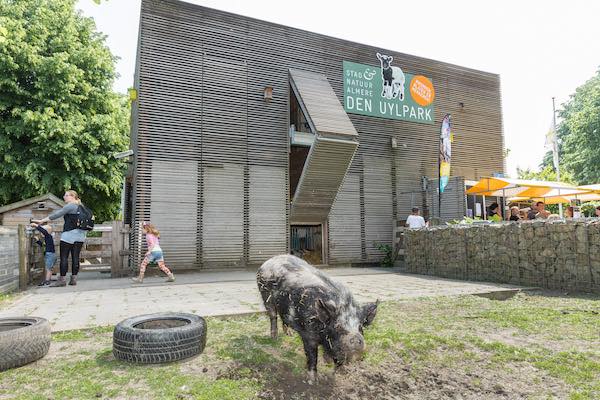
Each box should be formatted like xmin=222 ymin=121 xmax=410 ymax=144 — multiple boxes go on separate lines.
xmin=0 ymin=293 xmax=20 ymax=309
xmin=0 ymin=291 xmax=599 ymax=399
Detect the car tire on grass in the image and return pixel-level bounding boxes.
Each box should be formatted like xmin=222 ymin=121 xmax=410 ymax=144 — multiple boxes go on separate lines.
xmin=0 ymin=317 xmax=51 ymax=371
xmin=113 ymin=312 xmax=207 ymax=364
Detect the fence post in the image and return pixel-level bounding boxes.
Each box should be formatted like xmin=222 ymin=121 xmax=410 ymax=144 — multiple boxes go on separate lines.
xmin=18 ymin=225 xmax=28 ymax=290
xmin=121 ymin=224 xmax=130 ymax=277
xmin=111 ymin=220 xmax=121 ymax=278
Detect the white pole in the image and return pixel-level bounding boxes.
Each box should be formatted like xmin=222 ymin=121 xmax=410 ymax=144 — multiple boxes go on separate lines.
xmin=483 ymin=195 xmax=487 ymax=220
xmin=502 ymin=190 xmax=506 ymax=220
xmin=553 ymin=97 xmax=563 ymax=217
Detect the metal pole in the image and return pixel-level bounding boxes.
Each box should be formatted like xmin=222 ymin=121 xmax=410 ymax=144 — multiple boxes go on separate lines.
xmin=553 ymin=97 xmax=563 ymax=217
xmin=438 ymin=141 xmax=442 ymax=220
xmin=438 ymin=184 xmax=442 ymax=220
xmin=502 ymin=190 xmax=505 ymax=220
xmin=483 ymin=195 xmax=487 ymax=220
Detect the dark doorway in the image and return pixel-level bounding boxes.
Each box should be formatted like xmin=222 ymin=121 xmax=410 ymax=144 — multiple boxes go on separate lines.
xmin=290 ymin=225 xmax=323 ymax=265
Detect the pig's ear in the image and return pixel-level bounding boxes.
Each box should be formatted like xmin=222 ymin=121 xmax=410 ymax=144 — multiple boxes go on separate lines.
xmin=316 ymin=299 xmax=336 ymax=323
xmin=361 ymin=300 xmax=379 ymax=327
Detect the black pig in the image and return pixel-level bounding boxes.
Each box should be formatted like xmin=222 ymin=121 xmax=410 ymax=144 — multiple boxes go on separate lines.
xmin=257 ymin=254 xmax=378 ymax=382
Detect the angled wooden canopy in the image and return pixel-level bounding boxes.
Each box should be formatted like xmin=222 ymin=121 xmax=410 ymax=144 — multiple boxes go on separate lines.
xmin=288 ymin=69 xmax=359 ymax=223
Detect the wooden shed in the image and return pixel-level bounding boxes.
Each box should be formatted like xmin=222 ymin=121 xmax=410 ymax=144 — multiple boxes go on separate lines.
xmin=0 ymin=193 xmax=65 ymax=228
xmin=127 ymin=0 xmax=505 ymax=270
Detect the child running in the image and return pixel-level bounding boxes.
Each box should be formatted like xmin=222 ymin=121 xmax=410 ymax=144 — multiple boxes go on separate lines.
xmin=132 ymin=222 xmax=175 ymax=283
xmin=31 ymin=223 xmax=56 ymax=287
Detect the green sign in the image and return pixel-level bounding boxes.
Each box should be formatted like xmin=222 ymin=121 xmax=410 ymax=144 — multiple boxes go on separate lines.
xmin=343 ymin=59 xmax=435 ymax=124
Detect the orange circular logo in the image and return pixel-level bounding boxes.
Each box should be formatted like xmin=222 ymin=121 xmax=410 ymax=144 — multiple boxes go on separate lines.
xmin=409 ymin=75 xmax=435 ymax=106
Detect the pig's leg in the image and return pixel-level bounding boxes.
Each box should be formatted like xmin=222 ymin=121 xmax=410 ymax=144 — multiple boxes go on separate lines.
xmin=282 ymin=323 xmax=294 ymax=336
xmin=269 ymin=312 xmax=278 ymax=339
xmin=258 ymin=286 xmax=278 ymax=339
xmin=301 ymin=336 xmax=319 ymax=384
xmin=322 ymin=350 xmax=333 ymax=365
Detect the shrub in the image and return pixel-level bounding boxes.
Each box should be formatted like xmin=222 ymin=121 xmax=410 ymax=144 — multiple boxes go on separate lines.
xmin=374 ymin=242 xmax=394 ymax=268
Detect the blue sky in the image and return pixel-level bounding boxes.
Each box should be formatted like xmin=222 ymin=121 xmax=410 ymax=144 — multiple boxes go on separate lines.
xmin=77 ymin=0 xmax=600 ymax=177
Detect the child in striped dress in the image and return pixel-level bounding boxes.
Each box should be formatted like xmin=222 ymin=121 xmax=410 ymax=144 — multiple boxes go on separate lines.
xmin=132 ymin=222 xmax=175 ymax=283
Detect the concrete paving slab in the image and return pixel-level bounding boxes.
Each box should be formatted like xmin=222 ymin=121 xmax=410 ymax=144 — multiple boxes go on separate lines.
xmin=0 ymin=269 xmax=527 ymax=332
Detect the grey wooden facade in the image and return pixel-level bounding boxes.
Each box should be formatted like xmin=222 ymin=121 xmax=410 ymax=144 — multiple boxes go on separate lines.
xmin=129 ymin=0 xmax=505 ymax=270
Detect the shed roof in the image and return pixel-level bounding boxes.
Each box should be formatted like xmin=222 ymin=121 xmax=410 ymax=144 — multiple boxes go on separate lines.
xmin=0 ymin=193 xmax=65 ymax=214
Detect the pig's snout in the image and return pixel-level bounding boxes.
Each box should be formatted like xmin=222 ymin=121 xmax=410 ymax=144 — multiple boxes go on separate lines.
xmin=341 ymin=333 xmax=366 ymax=360
xmin=349 ymin=335 xmax=365 ymax=351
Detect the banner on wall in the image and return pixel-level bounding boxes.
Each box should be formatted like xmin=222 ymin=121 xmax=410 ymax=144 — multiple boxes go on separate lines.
xmin=439 ymin=114 xmax=452 ymax=193
xmin=343 ymin=53 xmax=435 ymax=124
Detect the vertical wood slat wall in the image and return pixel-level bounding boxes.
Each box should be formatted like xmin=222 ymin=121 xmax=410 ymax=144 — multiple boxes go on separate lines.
xmin=329 ymin=174 xmax=362 ymax=263
xmin=131 ymin=0 xmax=504 ymax=270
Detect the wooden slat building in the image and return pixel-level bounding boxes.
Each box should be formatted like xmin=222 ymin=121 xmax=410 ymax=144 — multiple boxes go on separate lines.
xmin=0 ymin=193 xmax=65 ymax=228
xmin=128 ymin=0 xmax=505 ymax=270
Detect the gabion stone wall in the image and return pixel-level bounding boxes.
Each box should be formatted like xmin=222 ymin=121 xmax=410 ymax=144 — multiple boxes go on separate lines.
xmin=404 ymin=219 xmax=600 ymax=294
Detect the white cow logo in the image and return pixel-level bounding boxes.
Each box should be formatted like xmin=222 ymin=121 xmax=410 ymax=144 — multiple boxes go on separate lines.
xmin=376 ymin=52 xmax=406 ymax=101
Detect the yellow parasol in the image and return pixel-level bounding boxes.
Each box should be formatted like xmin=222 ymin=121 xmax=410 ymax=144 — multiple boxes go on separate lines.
xmin=466 ymin=177 xmax=581 ymax=198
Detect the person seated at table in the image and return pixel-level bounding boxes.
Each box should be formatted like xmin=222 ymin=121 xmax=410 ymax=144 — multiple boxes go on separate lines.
xmin=527 ymin=203 xmax=538 ymax=220
xmin=535 ymin=201 xmax=551 ymax=219
xmin=565 ymin=206 xmax=574 ymax=218
xmin=509 ymin=206 xmax=520 ymax=221
xmin=488 ymin=202 xmax=502 ymax=222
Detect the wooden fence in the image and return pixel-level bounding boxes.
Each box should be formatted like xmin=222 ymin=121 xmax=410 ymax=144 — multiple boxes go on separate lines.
xmin=25 ymin=221 xmax=130 ymax=286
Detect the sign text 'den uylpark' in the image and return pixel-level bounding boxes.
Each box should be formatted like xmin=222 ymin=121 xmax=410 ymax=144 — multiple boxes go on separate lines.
xmin=343 ymin=59 xmax=435 ymax=124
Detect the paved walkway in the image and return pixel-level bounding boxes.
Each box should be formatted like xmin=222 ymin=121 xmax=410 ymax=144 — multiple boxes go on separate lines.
xmin=0 ymin=269 xmax=526 ymax=331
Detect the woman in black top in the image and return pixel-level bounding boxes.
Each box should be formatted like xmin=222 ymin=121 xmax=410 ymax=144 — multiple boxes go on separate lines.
xmin=33 ymin=190 xmax=87 ymax=286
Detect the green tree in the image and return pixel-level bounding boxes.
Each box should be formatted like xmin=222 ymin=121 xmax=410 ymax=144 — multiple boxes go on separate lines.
xmin=0 ymin=0 xmax=129 ymax=222
xmin=516 ymin=164 xmax=575 ymax=184
xmin=557 ymin=68 xmax=600 ymax=184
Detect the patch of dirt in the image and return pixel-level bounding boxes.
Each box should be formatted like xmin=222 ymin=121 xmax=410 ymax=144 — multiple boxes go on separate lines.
xmin=178 ymin=356 xmax=233 ymax=380
xmin=225 ymin=351 xmax=570 ymax=400
xmin=484 ymin=328 xmax=600 ymax=355
xmin=42 ymin=333 xmax=112 ymax=362
xmin=219 ymin=363 xmax=336 ymax=400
